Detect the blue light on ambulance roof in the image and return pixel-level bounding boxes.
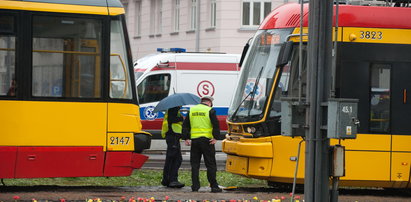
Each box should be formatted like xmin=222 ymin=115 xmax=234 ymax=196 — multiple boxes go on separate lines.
xmin=157 ymin=48 xmax=186 ymax=53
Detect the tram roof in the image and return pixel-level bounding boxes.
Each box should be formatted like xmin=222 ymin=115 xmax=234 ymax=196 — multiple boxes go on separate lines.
xmin=17 ymin=0 xmax=122 ymax=7
xmin=260 ymin=3 xmax=411 ymax=30
xmin=0 ymin=0 xmax=125 ymax=15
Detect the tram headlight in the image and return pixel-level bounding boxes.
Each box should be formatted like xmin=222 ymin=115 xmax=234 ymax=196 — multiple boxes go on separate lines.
xmin=247 ymin=127 xmax=256 ymax=134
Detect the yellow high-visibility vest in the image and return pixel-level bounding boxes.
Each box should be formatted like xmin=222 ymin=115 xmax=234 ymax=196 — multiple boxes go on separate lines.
xmin=189 ymin=104 xmax=213 ymax=139
xmin=161 ymin=110 xmax=183 ymax=138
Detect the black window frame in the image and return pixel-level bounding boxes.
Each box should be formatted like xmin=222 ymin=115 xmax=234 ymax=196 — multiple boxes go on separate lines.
xmin=107 ymin=14 xmax=138 ymax=105
xmin=29 ymin=12 xmax=106 ymax=101
xmin=137 ymin=73 xmax=171 ymax=105
xmin=0 ymin=11 xmax=18 ymax=99
xmin=0 ymin=10 xmax=136 ymax=104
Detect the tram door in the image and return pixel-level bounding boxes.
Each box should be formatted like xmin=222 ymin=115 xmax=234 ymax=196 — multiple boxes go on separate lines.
xmin=390 ymin=62 xmax=411 ymax=186
xmin=391 ymin=63 xmax=411 ymax=134
xmin=339 ymin=61 xmax=392 ymax=183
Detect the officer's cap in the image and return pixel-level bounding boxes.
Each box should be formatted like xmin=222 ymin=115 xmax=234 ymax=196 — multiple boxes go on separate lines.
xmin=201 ymin=95 xmax=214 ymax=102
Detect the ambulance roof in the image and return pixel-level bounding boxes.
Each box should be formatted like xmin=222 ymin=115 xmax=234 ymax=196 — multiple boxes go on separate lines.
xmin=134 ymin=52 xmax=240 ymax=72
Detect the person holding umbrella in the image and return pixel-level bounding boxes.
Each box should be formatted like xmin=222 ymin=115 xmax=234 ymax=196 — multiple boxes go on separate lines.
xmin=153 ymin=93 xmax=201 ymax=188
xmin=182 ymin=96 xmax=222 ymax=193
xmin=161 ymin=106 xmax=185 ymax=188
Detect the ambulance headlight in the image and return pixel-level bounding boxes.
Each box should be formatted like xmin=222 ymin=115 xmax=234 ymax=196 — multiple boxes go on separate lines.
xmin=247 ymin=127 xmax=256 ymax=134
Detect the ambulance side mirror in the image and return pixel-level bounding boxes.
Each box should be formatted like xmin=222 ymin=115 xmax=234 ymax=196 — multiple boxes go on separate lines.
xmin=276 ymin=41 xmax=293 ymax=67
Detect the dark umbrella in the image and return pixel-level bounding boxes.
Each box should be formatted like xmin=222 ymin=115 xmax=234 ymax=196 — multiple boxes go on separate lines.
xmin=153 ymin=93 xmax=200 ymax=113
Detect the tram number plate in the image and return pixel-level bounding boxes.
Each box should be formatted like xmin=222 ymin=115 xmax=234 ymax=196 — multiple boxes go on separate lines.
xmin=359 ymin=30 xmax=383 ymax=40
xmin=107 ymin=133 xmax=134 ymax=151
xmin=110 ymin=136 xmax=130 ymax=145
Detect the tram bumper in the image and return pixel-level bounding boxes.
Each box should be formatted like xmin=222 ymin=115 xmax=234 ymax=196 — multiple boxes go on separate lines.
xmin=103 ymin=132 xmax=151 ymax=177
xmin=134 ymin=132 xmax=152 ymax=153
xmin=104 ymin=151 xmax=149 ymax=176
xmin=223 ymin=137 xmax=273 ymax=177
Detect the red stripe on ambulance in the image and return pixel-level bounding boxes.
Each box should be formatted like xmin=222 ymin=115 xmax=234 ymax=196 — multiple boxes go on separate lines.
xmin=135 ymin=62 xmax=239 ymax=72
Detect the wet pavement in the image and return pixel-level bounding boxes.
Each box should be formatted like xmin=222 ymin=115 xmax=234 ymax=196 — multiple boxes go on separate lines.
xmin=1 ymin=185 xmax=411 ymax=202
xmin=142 ymin=151 xmax=227 ymax=170
xmin=142 ymin=140 xmax=226 ymax=170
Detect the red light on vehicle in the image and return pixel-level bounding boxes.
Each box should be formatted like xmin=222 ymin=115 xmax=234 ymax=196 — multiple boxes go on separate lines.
xmin=260 ymin=34 xmax=280 ymax=45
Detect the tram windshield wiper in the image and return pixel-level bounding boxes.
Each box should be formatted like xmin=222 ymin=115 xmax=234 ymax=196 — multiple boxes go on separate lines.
xmin=247 ymin=66 xmax=264 ymax=120
xmin=231 ymin=66 xmax=264 ymax=121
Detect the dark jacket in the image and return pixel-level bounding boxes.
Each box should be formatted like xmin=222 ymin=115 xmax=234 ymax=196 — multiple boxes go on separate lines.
xmin=166 ymin=107 xmax=184 ymax=135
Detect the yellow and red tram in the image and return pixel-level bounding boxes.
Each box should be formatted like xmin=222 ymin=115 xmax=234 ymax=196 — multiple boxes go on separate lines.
xmin=0 ymin=0 xmax=151 ymax=178
xmin=223 ymin=2 xmax=411 ymax=188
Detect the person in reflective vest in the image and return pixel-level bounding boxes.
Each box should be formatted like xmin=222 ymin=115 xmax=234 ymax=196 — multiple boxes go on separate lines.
xmin=161 ymin=106 xmax=185 ymax=188
xmin=182 ymin=96 xmax=222 ymax=193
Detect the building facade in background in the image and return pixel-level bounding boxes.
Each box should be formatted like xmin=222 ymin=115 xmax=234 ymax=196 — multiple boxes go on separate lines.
xmin=122 ymin=0 xmax=291 ymax=60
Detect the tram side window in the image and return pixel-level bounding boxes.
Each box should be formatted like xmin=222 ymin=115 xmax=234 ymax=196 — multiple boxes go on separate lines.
xmin=369 ymin=64 xmax=390 ymax=133
xmin=0 ymin=15 xmax=16 ymax=97
xmin=110 ymin=19 xmax=132 ymax=99
xmin=32 ymin=16 xmax=102 ymax=98
xmin=271 ymin=45 xmax=307 ymax=117
xmin=137 ymin=74 xmax=170 ymax=104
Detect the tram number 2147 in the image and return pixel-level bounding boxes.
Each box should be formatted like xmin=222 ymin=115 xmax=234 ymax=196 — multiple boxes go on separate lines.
xmin=110 ymin=136 xmax=130 ymax=145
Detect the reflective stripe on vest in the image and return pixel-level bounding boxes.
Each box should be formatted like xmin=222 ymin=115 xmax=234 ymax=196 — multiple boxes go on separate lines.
xmin=189 ymin=104 xmax=213 ymax=139
xmin=161 ymin=111 xmax=183 ymax=138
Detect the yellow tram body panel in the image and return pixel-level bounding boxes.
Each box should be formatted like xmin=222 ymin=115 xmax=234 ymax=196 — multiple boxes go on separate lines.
xmin=108 ymin=103 xmax=142 ymax=132
xmin=0 ymin=0 xmax=125 ymax=16
xmin=0 ymin=101 xmax=145 ymax=152
xmin=0 ymin=101 xmax=107 ymax=148
xmin=223 ymin=134 xmax=409 ymax=188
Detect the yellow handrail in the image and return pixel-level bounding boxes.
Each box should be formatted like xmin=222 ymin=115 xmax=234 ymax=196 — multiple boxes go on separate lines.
xmin=110 ymin=53 xmax=129 ymax=98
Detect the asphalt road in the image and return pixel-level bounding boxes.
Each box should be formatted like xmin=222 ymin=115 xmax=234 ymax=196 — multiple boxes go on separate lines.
xmin=142 ymin=151 xmax=227 ymax=170
xmin=1 ymin=185 xmax=410 ymax=202
xmin=142 ymin=139 xmax=227 ymax=170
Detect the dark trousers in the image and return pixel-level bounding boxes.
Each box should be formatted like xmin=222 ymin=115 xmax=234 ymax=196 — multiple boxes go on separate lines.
xmin=162 ymin=132 xmax=182 ymax=184
xmin=190 ymin=137 xmax=218 ymax=189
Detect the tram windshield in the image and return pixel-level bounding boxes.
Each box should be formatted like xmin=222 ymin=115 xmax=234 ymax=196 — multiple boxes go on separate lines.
xmin=228 ymin=29 xmax=292 ymax=122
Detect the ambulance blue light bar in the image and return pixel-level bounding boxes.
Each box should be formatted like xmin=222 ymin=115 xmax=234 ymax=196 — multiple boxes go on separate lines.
xmin=157 ymin=48 xmax=186 ymax=53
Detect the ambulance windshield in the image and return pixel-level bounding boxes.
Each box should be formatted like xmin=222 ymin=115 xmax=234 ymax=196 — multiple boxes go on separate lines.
xmin=228 ymin=29 xmax=292 ymax=122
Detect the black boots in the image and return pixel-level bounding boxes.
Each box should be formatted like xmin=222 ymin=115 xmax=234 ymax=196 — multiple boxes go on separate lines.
xmin=168 ymin=181 xmax=185 ymax=188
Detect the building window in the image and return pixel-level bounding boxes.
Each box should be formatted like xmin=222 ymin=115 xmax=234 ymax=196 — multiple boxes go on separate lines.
xmin=173 ymin=0 xmax=180 ymax=32
xmin=150 ymin=1 xmax=155 ymax=34
xmin=210 ymin=0 xmax=216 ymax=27
xmin=150 ymin=0 xmax=163 ymax=35
xmin=191 ymin=0 xmax=197 ymax=30
xmin=242 ymin=0 xmax=271 ymax=26
xmin=157 ymin=0 xmax=163 ymax=34
xmin=135 ymin=0 xmax=142 ymax=36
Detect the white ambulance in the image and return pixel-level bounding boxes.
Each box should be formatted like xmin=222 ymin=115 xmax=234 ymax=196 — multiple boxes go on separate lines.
xmin=134 ymin=48 xmax=241 ymax=139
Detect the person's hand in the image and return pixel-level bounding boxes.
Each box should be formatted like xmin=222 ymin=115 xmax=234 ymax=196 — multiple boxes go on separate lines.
xmin=184 ymin=139 xmax=191 ymax=146
xmin=209 ymin=138 xmax=217 ymax=145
